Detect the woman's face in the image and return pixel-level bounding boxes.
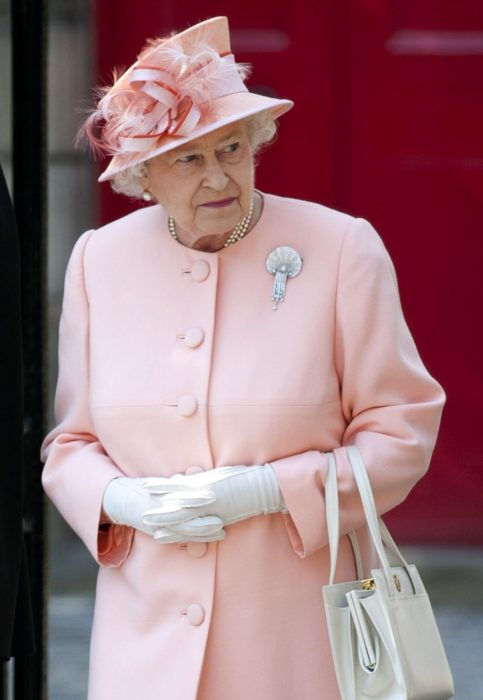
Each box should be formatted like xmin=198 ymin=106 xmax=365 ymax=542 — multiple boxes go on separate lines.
xmin=142 ymin=121 xmax=255 ymax=243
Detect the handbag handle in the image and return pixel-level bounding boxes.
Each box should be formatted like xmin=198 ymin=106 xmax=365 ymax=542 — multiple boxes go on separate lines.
xmin=326 ymin=446 xmax=411 ymax=593
xmin=325 ymin=453 xmax=340 ymax=585
xmin=325 ymin=453 xmax=364 ymax=584
xmin=347 ymin=446 xmax=411 ymax=590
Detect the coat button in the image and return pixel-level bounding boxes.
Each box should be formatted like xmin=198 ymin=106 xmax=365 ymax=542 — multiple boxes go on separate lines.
xmin=185 ymin=465 xmax=204 ymax=475
xmin=184 ymin=327 xmax=205 ymax=348
xmin=190 ymin=260 xmax=210 ymax=282
xmin=177 ymin=395 xmax=198 ymax=417
xmin=186 ymin=542 xmax=208 ymax=558
xmin=187 ymin=603 xmax=205 ymax=626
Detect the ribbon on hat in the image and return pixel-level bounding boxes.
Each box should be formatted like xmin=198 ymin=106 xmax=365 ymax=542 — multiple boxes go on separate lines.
xmin=90 ymin=47 xmax=248 ymax=158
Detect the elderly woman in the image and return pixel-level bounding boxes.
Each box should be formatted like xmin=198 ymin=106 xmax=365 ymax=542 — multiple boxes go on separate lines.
xmin=41 ymin=16 xmax=445 ymax=700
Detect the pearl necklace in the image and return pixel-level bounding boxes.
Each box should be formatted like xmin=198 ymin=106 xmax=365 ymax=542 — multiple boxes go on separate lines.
xmin=168 ymin=199 xmax=254 ymax=248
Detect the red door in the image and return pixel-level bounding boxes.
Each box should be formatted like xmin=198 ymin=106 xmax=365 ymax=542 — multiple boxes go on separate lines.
xmin=331 ymin=1 xmax=483 ymax=542
xmin=95 ymin=0 xmax=483 ymax=543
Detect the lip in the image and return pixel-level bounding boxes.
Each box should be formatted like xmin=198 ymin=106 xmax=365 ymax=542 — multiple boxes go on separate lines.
xmin=201 ymin=197 xmax=237 ymax=209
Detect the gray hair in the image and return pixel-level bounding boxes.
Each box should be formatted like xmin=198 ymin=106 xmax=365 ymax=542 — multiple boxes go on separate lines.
xmin=110 ymin=111 xmax=278 ymax=200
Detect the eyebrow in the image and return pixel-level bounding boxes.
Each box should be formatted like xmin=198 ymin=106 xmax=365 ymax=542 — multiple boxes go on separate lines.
xmin=215 ymin=129 xmax=243 ymax=146
xmin=174 ymin=130 xmax=243 ymax=155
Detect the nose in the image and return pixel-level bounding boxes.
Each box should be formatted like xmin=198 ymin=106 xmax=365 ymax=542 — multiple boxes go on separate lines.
xmin=202 ymin=158 xmax=229 ymax=191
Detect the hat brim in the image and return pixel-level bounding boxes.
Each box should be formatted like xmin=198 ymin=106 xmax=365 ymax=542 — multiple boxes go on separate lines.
xmin=98 ymin=92 xmax=294 ymax=182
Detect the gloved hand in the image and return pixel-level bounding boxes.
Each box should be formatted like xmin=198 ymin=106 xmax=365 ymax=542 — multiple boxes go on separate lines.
xmin=142 ymin=464 xmax=286 ymax=542
xmin=102 ymin=476 xmax=225 ymax=543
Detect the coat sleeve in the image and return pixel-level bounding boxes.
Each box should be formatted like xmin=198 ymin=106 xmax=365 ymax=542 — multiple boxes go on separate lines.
xmin=271 ymin=217 xmax=445 ymax=558
xmin=41 ymin=231 xmax=134 ymax=567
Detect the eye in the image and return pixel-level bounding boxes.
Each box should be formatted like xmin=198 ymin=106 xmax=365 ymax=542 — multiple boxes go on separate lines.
xmin=177 ymin=154 xmax=197 ymax=164
xmin=223 ymin=142 xmax=240 ymax=154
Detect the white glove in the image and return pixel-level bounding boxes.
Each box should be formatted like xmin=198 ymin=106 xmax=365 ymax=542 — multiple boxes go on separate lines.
xmin=142 ymin=464 xmax=286 ymax=542
xmin=102 ymin=477 xmax=225 ymax=543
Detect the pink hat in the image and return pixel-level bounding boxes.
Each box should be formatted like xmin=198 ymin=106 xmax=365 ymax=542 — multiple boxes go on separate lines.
xmin=81 ymin=17 xmax=294 ymax=182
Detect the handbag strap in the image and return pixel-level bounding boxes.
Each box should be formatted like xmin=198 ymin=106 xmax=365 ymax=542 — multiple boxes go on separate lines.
xmin=325 ymin=452 xmax=339 ymax=584
xmin=346 ymin=445 xmax=410 ymax=592
xmin=326 ymin=453 xmax=364 ymax=584
xmin=325 ymin=446 xmax=410 ymax=591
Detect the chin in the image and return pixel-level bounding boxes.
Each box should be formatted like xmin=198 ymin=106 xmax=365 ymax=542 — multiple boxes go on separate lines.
xmin=202 ymin=212 xmax=240 ymax=234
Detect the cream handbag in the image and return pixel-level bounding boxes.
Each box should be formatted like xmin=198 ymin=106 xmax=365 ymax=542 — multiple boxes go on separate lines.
xmin=322 ymin=446 xmax=454 ymax=700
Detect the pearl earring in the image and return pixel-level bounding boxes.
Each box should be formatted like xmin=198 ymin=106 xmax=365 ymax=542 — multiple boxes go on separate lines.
xmin=143 ymin=191 xmax=153 ymax=202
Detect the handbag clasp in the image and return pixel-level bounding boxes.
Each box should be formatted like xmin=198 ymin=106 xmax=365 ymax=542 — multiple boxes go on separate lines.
xmin=361 ymin=574 xmax=403 ymax=592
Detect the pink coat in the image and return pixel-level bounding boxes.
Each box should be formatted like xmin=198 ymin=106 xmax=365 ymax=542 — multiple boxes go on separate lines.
xmin=41 ymin=193 xmax=444 ymax=700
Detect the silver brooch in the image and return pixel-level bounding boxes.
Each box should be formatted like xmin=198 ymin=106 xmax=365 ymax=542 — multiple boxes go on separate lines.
xmin=266 ymin=246 xmax=303 ymax=310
